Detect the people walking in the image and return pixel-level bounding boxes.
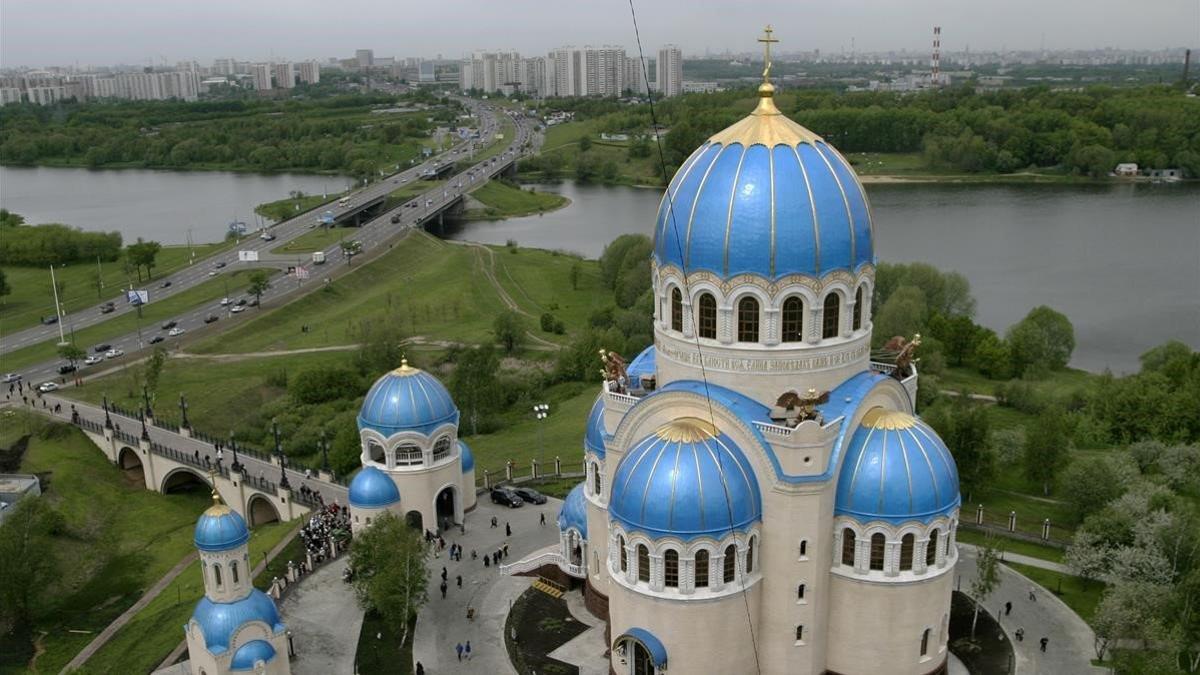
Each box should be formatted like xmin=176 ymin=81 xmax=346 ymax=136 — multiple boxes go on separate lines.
xmin=1039 ymin=637 xmax=1048 ymax=652
xmin=1005 ymin=601 xmax=1012 ymax=616
xmin=441 ymin=566 xmax=448 ymax=581
xmin=491 ymin=516 xmax=498 ymax=528
xmin=1028 ymin=587 xmax=1037 ymax=602
xmin=506 ymin=522 xmax=512 ymax=537
xmin=1014 ymin=628 xmax=1024 ymax=642
xmin=440 ymin=580 xmax=448 ymax=599
xmin=484 ymin=555 xmax=490 ymax=568
xmin=456 ymin=574 xmax=462 ymax=589
xmin=539 ymin=512 xmax=546 ymax=526
xmin=456 ymin=642 xmax=464 ymax=661
xmin=464 ymin=641 xmax=471 ymax=660
xmin=416 ymin=662 xmax=425 ymax=675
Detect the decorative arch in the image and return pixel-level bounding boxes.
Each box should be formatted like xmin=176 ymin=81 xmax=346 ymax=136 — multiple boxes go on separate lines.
xmin=670 ymin=286 xmax=683 ymax=332
xmin=780 ymin=295 xmax=805 ymax=343
xmin=246 ymin=493 xmax=281 ymax=527
xmin=160 ymin=466 xmax=210 ymax=494
xmin=432 ymin=435 xmax=453 ymax=462
xmin=117 ymin=446 xmax=146 ymax=483
xmin=433 ymin=482 xmax=460 ymax=531
xmin=736 ymin=295 xmax=760 ymax=343
xmin=822 ymin=291 xmax=843 ymax=340
xmin=695 ymin=291 xmax=718 ymax=340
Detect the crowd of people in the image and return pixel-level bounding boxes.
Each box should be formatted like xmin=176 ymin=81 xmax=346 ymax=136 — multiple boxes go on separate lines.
xmin=301 ymin=502 xmax=351 ymax=564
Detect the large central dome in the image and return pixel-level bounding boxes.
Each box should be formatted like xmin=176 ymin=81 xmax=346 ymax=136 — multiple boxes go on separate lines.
xmin=653 ymin=89 xmax=874 ymax=280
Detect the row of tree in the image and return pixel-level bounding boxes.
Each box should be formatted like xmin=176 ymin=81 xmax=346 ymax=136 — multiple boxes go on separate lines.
xmin=0 ymin=211 xmax=123 ymax=266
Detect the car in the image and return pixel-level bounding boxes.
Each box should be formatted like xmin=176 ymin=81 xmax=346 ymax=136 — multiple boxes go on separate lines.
xmin=489 ymin=487 xmax=524 ymax=508
xmin=105 ymin=349 xmax=125 ymax=359
xmin=168 ymin=327 xmax=186 ymax=337
xmin=219 ymin=297 xmax=232 ymax=306
xmin=162 ymin=320 xmax=177 ymax=330
xmin=38 ymin=382 xmax=59 ymax=393
xmin=230 ymin=305 xmax=245 ymax=314
xmin=236 ymin=298 xmax=247 ymax=306
xmin=93 ymin=343 xmax=112 ymax=353
xmin=400 ymin=178 xmax=408 ymax=183
xmin=161 ymin=280 xmax=172 ymax=288
xmin=511 ymin=487 xmax=547 ymax=505
xmin=42 ymin=315 xmax=59 ymax=325
xmin=390 ymin=215 xmax=401 ymax=224
xmin=204 ymin=314 xmax=219 ymax=324
xmin=208 ymin=270 xmax=217 ymax=276
xmin=148 ymin=335 xmax=165 ymax=344
xmin=260 ymin=233 xmax=276 ymax=241
xmin=214 ymin=262 xmax=227 ymax=269
xmin=100 ymin=304 xmax=115 ymax=314
xmin=84 ymin=355 xmax=103 ymax=365
xmin=57 ymin=364 xmax=76 ymax=374
xmin=1 ymin=373 xmax=21 ymax=384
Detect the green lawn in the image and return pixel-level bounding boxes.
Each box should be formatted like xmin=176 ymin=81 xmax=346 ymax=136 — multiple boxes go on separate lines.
xmin=271 ymin=226 xmax=358 ymax=255
xmin=1003 ymin=561 xmax=1104 ymax=626
xmin=470 ymin=115 xmax=517 ymax=165
xmin=0 ymin=242 xmax=232 ymax=339
xmin=956 ymin=528 xmax=1066 ymax=564
xmin=939 ymin=365 xmax=1098 ymax=401
xmin=255 ymin=191 xmax=344 ymax=223
xmin=4 ymin=410 xmax=210 ymax=674
xmin=0 ymin=268 xmax=278 ymax=374
xmin=80 ymin=519 xmax=296 ymax=675
xmin=464 ymin=181 xmax=568 ymax=220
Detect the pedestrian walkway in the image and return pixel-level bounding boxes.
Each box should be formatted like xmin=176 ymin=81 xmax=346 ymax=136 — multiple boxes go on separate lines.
xmin=550 ymin=589 xmax=608 ymax=675
xmin=411 ymin=496 xmax=561 ymax=674
xmin=956 ymin=545 xmax=1105 ymax=674
xmin=277 ymin=557 xmax=364 ymax=675
xmin=959 ymin=542 xmax=1071 ymax=573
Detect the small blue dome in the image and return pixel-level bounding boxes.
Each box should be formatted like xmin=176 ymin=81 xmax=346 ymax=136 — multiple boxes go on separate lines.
xmin=835 ymin=408 xmax=961 ymax=524
xmin=626 ymin=345 xmax=656 ymax=389
xmin=348 ymin=466 xmax=400 ymax=508
xmin=653 ymin=96 xmax=873 ymax=281
xmin=610 ymin=418 xmax=761 ymax=540
xmin=558 ymin=483 xmax=588 ymax=538
xmin=584 ymin=396 xmax=605 ymax=458
xmin=190 ymin=590 xmax=284 ymax=655
xmin=194 ymin=503 xmax=249 ymax=552
xmin=230 ymin=639 xmax=277 ymax=671
xmin=459 ymin=439 xmax=475 ymax=472
xmin=358 ymin=360 xmax=459 ymax=437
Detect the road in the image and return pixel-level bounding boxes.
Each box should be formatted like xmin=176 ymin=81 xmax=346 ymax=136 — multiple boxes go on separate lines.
xmin=1 ymin=100 xmax=538 ymax=388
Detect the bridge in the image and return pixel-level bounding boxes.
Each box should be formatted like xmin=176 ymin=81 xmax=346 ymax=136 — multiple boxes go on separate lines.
xmin=19 ymin=394 xmax=348 ymax=526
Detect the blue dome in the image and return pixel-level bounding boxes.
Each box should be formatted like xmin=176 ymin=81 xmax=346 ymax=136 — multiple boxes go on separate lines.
xmin=558 ymin=482 xmax=588 ymax=538
xmin=653 ymin=95 xmax=873 ymax=280
xmin=230 ymin=639 xmax=277 ymax=671
xmin=358 ymin=360 xmax=459 ymax=437
xmin=836 ymin=408 xmax=961 ymax=524
xmin=190 ymin=590 xmax=284 ymax=655
xmin=348 ymin=466 xmax=401 ymax=508
xmin=626 ymin=345 xmax=656 ymax=389
xmin=459 ymin=439 xmax=475 ymax=472
xmin=584 ymin=396 xmax=605 ymax=457
xmin=194 ymin=503 xmax=249 ymax=552
xmin=610 ymin=418 xmax=761 ymax=540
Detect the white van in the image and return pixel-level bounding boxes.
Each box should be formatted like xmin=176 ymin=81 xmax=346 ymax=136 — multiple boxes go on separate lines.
xmin=338 ymin=197 xmax=350 ymax=208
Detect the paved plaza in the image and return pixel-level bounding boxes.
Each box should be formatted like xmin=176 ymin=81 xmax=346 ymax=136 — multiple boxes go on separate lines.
xmin=278 ymin=559 xmax=365 ymax=675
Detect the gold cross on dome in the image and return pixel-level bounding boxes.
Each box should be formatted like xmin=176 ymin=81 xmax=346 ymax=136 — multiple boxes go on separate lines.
xmin=759 ymin=24 xmax=779 ymax=83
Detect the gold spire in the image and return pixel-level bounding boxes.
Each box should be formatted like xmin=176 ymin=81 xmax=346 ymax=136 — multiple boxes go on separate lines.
xmin=392 ymin=356 xmax=419 ymax=377
xmin=204 ymin=471 xmax=232 ymax=516
xmin=758 ymin=24 xmax=779 ymax=93
xmin=655 ymin=417 xmax=719 ymax=443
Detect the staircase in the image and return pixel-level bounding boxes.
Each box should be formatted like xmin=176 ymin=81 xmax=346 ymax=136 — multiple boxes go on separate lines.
xmin=531 ymin=576 xmax=566 ymax=599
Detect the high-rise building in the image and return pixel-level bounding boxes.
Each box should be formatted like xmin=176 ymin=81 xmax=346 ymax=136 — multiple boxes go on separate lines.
xmin=251 ymin=64 xmax=272 ymax=91
xmin=0 ymin=87 xmax=24 ymax=105
xmin=624 ymin=56 xmax=647 ymax=95
xmin=656 ymin=44 xmax=683 ymax=97
xmin=273 ymin=62 xmax=295 ymax=89
xmin=355 ymin=49 xmax=374 ymax=69
xmin=297 ymin=61 xmax=320 ymax=85
xmin=213 ymin=58 xmax=236 ymax=76
xmin=549 ymin=47 xmax=584 ymax=97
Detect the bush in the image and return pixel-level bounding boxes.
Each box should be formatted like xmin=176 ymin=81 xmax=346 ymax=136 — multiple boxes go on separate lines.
xmin=290 ymin=366 xmax=362 ymax=405
xmin=1128 ymin=439 xmax=1166 ymax=474
xmin=989 ymin=427 xmax=1026 ymax=464
xmin=540 ymin=313 xmax=557 ymax=333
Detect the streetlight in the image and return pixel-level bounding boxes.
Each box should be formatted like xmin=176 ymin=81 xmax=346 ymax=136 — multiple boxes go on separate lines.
xmin=533 ymin=403 xmax=549 ymax=477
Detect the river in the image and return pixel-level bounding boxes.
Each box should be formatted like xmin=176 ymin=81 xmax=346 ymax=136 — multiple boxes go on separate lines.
xmin=445 ymin=180 xmax=1200 ymax=374
xmin=0 ymin=166 xmax=353 ymax=244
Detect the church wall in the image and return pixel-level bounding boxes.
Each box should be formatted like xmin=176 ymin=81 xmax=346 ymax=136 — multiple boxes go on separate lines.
xmin=389 ymin=458 xmax=464 ymax=532
xmin=460 ymin=467 xmax=477 ymax=512
xmin=585 ymin=495 xmax=610 ymax=595
xmin=198 ymin=548 xmax=253 ymax=604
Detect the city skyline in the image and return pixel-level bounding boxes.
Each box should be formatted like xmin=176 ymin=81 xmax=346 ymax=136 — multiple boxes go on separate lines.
xmin=1 ymin=0 xmax=1196 ymax=69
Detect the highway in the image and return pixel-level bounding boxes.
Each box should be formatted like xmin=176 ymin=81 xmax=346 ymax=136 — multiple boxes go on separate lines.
xmin=1 ymin=99 xmax=538 ymax=389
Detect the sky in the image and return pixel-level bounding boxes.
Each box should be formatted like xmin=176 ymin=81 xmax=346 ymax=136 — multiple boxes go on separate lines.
xmin=1 ymin=0 xmax=1196 ymax=68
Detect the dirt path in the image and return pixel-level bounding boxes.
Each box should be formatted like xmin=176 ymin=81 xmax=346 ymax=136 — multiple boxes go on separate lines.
xmin=453 ymin=241 xmax=563 ymax=351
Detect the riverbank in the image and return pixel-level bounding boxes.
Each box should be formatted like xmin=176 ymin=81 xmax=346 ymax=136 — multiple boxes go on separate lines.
xmin=462 ymin=180 xmax=571 ymax=220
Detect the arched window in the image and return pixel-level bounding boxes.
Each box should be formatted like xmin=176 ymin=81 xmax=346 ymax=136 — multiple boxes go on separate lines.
xmin=697 ymin=293 xmax=717 ymax=339
xmin=799 ymin=539 xmax=808 ymax=559
xmin=869 ymin=533 xmax=886 ymax=571
xmin=822 ymin=293 xmax=841 ymax=339
xmin=367 ymin=440 xmax=385 ymax=464
xmin=664 ymin=550 xmax=679 ymax=588
xmin=737 ymin=296 xmax=759 ymax=342
xmin=695 ymin=550 xmax=710 ymax=588
xmin=782 ymin=296 xmax=804 ymax=342
xmin=395 ymin=444 xmax=423 ymax=466
xmin=230 ymin=561 xmax=239 ymax=584
xmin=841 ymin=529 xmax=856 ymax=566
xmin=619 ymin=536 xmax=627 ymax=572
xmin=900 ymin=533 xmax=915 ymax=571
xmin=212 ymin=563 xmax=223 ymax=588
xmin=637 ymin=545 xmax=650 ymax=582
xmin=795 ymin=625 xmax=804 ymax=642
xmin=920 ymin=628 xmax=931 ymax=657
xmin=797 ymin=583 xmax=806 ymax=600
xmin=723 ymin=544 xmax=737 ymax=583
xmin=591 ymin=463 xmax=602 ymax=496
xmin=927 ymin=529 xmax=940 ymax=567
xmin=853 ymin=285 xmax=864 ymax=331
xmin=432 ymin=436 xmax=452 ymax=461
xmin=670 ymin=287 xmax=683 ymax=331
xmin=746 ymin=536 xmax=756 ymax=573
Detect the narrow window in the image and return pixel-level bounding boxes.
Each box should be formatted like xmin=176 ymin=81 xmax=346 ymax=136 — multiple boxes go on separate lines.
xmin=367 ymin=440 xmax=385 ymax=464
xmin=797 ymin=583 xmax=806 ymax=600
xmin=591 ymin=463 xmax=601 ymax=496
xmin=637 ymin=544 xmax=650 ymax=582
xmin=869 ymin=533 xmax=886 ymax=571
xmin=822 ymin=293 xmax=840 ymax=339
xmin=900 ymin=534 xmax=915 ymax=571
xmin=853 ymin=285 xmax=864 ymax=330
xmin=664 ymin=550 xmax=679 ymax=588
xmin=926 ymin=529 xmax=940 ymax=567
xmin=920 ymin=628 xmax=931 ymax=657
xmin=619 ymin=536 xmax=627 ymax=572
xmin=697 ymin=293 xmax=717 ymax=339
xmin=795 ymin=625 xmax=804 ymax=642
xmin=670 ymin=287 xmax=683 ymax=331
xmin=230 ymin=561 xmax=239 ymax=584
xmin=395 ymin=444 xmax=422 ymax=466
xmin=746 ymin=536 xmax=756 ymax=573
xmin=212 ymin=564 xmax=222 ymax=588
xmin=782 ymin=296 xmax=804 ymax=342
xmin=432 ymin=436 xmax=452 ymax=461
xmin=723 ymin=544 xmax=736 ymax=583
xmin=841 ymin=529 xmax=856 ymax=566
xmin=799 ymin=539 xmax=808 ymax=558
xmin=695 ymin=550 xmax=710 ymax=588
xmin=737 ymin=296 xmax=759 ymax=342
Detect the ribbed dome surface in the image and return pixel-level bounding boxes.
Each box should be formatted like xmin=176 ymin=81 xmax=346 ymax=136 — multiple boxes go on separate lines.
xmin=558 ymin=482 xmax=588 ymax=538
xmin=459 ymin=439 xmax=475 ymax=472
xmin=835 ymin=408 xmax=960 ymax=524
xmin=230 ymin=639 xmax=277 ymax=671
xmin=610 ymin=418 xmax=761 ymax=540
xmin=357 ymin=360 xmax=458 ymax=436
xmin=348 ymin=466 xmax=401 ymax=508
xmin=194 ymin=503 xmax=250 ymax=552
xmin=584 ymin=395 xmax=605 ymax=457
xmin=190 ymin=590 xmax=284 ymax=654
xmin=653 ymin=97 xmax=873 ymax=280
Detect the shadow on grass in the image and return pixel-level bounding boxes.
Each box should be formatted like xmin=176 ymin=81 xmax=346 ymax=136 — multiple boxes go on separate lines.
xmin=504 ymin=587 xmax=588 ymax=675
xmin=355 ymin=611 xmax=415 ymax=675
xmin=949 ymin=590 xmax=1015 ymax=674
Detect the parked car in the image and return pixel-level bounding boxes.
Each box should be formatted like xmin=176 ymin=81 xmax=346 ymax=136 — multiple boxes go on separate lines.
xmin=105 ymin=349 xmax=125 ymax=359
xmin=489 ymin=487 xmax=524 ymax=508
xmin=39 ymin=382 xmax=59 ymax=393
xmin=168 ymin=327 xmax=186 ymax=337
xmin=149 ymin=335 xmax=165 ymax=344
xmin=2 ymin=373 xmax=22 ymax=384
xmin=41 ymin=315 xmax=59 ymax=325
xmin=162 ymin=320 xmax=177 ymax=330
xmin=230 ymin=305 xmax=245 ymax=314
xmin=390 ymin=215 xmax=401 ymax=224
xmin=219 ymin=297 xmax=232 ymax=306
xmin=57 ymin=364 xmax=76 ymax=374
xmin=93 ymin=343 xmax=112 ymax=353
xmin=204 ymin=314 xmax=219 ymax=324
xmin=84 ymin=355 xmax=103 ymax=365
xmin=512 ymin=487 xmax=547 ymax=505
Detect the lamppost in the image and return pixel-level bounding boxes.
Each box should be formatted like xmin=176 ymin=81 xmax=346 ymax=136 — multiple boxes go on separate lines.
xmin=102 ymin=394 xmax=113 ymax=430
xmin=142 ymin=385 xmax=153 ymax=421
xmin=179 ymin=393 xmax=190 ymax=430
xmin=279 ymin=453 xmax=291 ymax=490
xmin=319 ymin=429 xmax=330 ymax=475
xmin=533 ymin=403 xmax=549 ymax=478
xmin=229 ymin=431 xmax=243 ymax=473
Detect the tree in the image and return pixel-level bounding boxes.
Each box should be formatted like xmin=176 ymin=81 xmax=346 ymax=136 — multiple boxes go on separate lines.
xmin=57 ymin=343 xmax=85 ymax=367
xmin=971 ymin=330 xmax=1012 ymax=380
xmin=492 ymin=310 xmax=526 ymax=354
xmin=0 ymin=497 xmax=62 ymax=632
xmin=577 ymin=135 xmax=592 ymax=152
xmin=349 ymin=512 xmax=428 ymax=644
xmin=449 ymin=345 xmax=501 ymax=435
xmin=290 ymin=366 xmax=361 ymax=405
xmin=970 ymin=544 xmax=1001 ymax=638
xmin=873 ymin=285 xmax=927 ymax=345
xmin=1093 ymin=581 xmax=1172 ymax=658
xmin=1007 ymin=305 xmax=1075 ymax=377
xmin=926 ymin=398 xmax=993 ymax=502
xmin=569 ymin=261 xmax=581 ymax=290
xmin=246 ymin=270 xmax=272 ymax=307
xmin=0 ymin=268 xmax=10 ymax=300
xmin=930 ymin=313 xmax=980 ymax=366
xmin=144 ymin=346 xmax=167 ymax=396
xmin=1023 ymin=408 xmax=1072 ymax=495
xmin=1060 ymin=457 xmax=1129 ymax=523
xmin=125 ymin=238 xmax=162 ymax=282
